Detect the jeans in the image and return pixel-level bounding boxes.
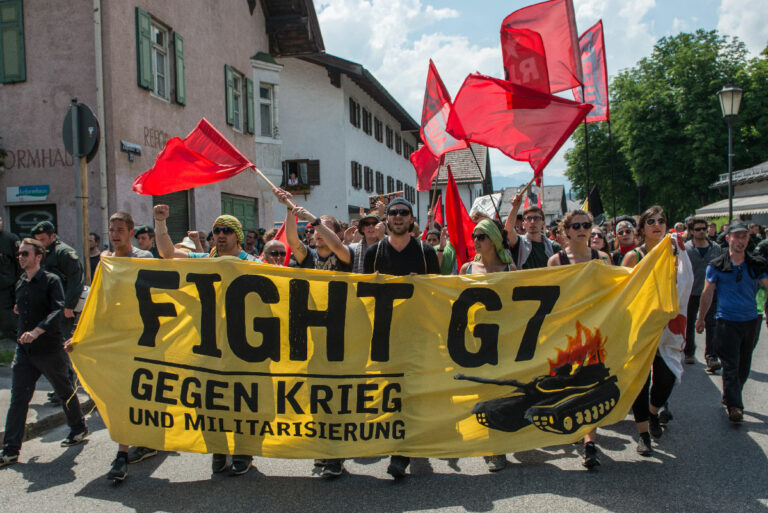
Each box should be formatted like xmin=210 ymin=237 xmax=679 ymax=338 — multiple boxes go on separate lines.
xmin=685 ymin=294 xmax=717 ymax=358
xmin=715 ymin=317 xmax=760 ymax=410
xmin=3 ymin=347 xmax=86 ymax=454
xmin=632 ymin=354 xmax=677 ymax=424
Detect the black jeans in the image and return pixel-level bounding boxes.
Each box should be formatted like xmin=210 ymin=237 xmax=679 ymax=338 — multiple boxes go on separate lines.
xmin=685 ymin=294 xmax=717 ymax=358
xmin=632 ymin=354 xmax=677 ymax=424
xmin=715 ymin=317 xmax=760 ymax=410
xmin=3 ymin=347 xmax=85 ymax=454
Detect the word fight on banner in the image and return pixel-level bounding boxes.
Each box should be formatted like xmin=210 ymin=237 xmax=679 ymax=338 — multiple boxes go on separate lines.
xmin=71 ymin=239 xmax=679 ymax=458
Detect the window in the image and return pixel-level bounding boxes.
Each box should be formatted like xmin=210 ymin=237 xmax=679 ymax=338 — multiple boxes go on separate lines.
xmin=225 ymin=65 xmax=254 ymax=134
xmin=396 ymin=179 xmax=402 ymax=192
xmin=404 ymin=185 xmax=414 ymax=203
xmin=374 ymin=118 xmax=383 ymax=142
xmin=362 ymin=109 xmax=372 ymax=135
xmin=403 ymin=142 xmax=414 ymax=160
xmin=364 ymin=166 xmax=373 ymax=192
xmin=386 ymin=176 xmax=394 ymax=193
xmin=375 ymin=171 xmax=384 ymax=194
xmin=135 ymin=8 xmax=185 ymax=104
xmin=349 ymin=98 xmax=361 ymax=128
xmin=0 ymin=0 xmax=25 ymax=83
xmin=385 ymin=126 xmax=393 ymax=149
xmin=283 ymin=159 xmax=320 ymax=188
xmin=395 ymin=134 xmax=402 ymax=155
xmin=259 ymin=83 xmax=274 ymax=137
xmin=351 ymin=161 xmax=363 ymax=189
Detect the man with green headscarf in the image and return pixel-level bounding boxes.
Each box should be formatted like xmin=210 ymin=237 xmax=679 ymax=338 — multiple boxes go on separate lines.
xmin=152 ymin=204 xmax=259 ymax=476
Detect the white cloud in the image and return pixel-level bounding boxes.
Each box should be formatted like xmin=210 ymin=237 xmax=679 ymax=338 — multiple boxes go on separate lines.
xmin=671 ymin=17 xmax=690 ymax=34
xmin=717 ymin=0 xmax=768 ymax=55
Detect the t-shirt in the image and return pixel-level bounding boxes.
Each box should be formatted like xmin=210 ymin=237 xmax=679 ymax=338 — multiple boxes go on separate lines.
xmin=364 ymin=237 xmax=439 ymax=275
xmin=297 ymin=244 xmax=352 ymax=272
xmin=706 ymin=261 xmax=767 ymax=321
xmin=189 ymin=249 xmax=260 ymax=262
xmin=512 ymin=238 xmax=549 ymax=270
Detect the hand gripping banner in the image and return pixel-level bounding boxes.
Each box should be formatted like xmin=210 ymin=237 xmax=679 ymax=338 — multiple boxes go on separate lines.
xmin=71 ymin=238 xmax=678 ymax=458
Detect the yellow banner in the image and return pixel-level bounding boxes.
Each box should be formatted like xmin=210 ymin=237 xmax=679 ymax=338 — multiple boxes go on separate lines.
xmin=71 ymin=238 xmax=678 ymax=458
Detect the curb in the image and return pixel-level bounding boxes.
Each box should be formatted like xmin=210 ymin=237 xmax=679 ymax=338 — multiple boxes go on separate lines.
xmin=0 ymin=398 xmax=96 ymax=442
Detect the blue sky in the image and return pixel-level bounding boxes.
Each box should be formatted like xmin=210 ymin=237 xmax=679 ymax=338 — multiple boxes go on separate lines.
xmin=315 ymin=0 xmax=766 ymax=187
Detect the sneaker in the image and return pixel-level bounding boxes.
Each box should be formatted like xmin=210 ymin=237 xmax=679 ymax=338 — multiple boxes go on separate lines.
xmin=684 ymin=355 xmax=695 ymax=364
xmin=658 ymin=406 xmax=673 ymax=425
xmin=229 ymin=455 xmax=252 ymax=476
xmin=484 ymin=455 xmax=507 ymax=472
xmin=649 ymin=413 xmax=663 ymax=439
xmin=0 ymin=451 xmax=18 ymax=468
xmin=636 ymin=433 xmax=652 ymax=456
xmin=313 ymin=459 xmax=327 ymax=467
xmin=706 ymin=357 xmax=722 ymax=373
xmin=582 ymin=442 xmax=600 ymax=469
xmin=728 ymin=407 xmax=743 ymax=423
xmin=127 ymin=446 xmax=158 ymax=464
xmin=321 ymin=459 xmax=344 ymax=478
xmin=47 ymin=391 xmax=62 ymax=406
xmin=60 ymin=427 xmax=88 ymax=447
xmin=211 ymin=453 xmax=229 ymax=473
xmin=106 ymin=456 xmax=127 ymax=482
xmin=387 ymin=456 xmax=409 ymax=479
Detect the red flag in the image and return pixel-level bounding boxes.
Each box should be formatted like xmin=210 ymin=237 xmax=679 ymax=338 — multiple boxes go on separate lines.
xmin=445 ymin=167 xmax=476 ymax=268
xmin=421 ymin=194 xmax=444 ymax=240
xmin=572 ymin=20 xmax=610 ymax=122
xmin=412 ymin=60 xmax=468 ymax=191
xmin=132 ymin=118 xmax=253 ymax=195
xmin=411 ymin=145 xmax=442 ymax=192
xmin=446 ymin=73 xmax=592 ymax=180
xmin=502 ymin=0 xmax=582 ymax=94
xmin=500 ymin=27 xmax=550 ymax=93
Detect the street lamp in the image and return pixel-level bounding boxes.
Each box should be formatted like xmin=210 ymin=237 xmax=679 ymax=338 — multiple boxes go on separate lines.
xmin=716 ymin=84 xmax=743 ymax=223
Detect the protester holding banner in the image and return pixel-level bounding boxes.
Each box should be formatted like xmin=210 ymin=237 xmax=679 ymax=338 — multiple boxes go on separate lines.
xmin=364 ymin=197 xmax=439 ymax=479
xmin=460 ymin=219 xmax=516 ymax=472
xmin=505 ymin=192 xmax=554 ymax=269
xmin=696 ymin=220 xmax=768 ymax=423
xmin=153 ymin=204 xmax=257 ymax=476
xmin=622 ymin=206 xmax=678 ymax=455
xmin=548 ymin=209 xmax=609 ymax=468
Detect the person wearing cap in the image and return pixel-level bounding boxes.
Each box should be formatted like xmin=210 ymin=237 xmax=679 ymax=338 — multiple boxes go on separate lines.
xmin=134 ymin=225 xmax=160 ymax=258
xmin=152 ymin=204 xmax=258 ymax=476
xmin=350 ymin=211 xmax=381 ymax=274
xmin=363 ymin=197 xmax=439 ymax=479
xmin=611 ymin=217 xmax=637 ymax=265
xmin=684 ymin=217 xmax=723 ymax=370
xmin=0 ymin=215 xmax=20 ymax=340
xmin=696 ymin=220 xmax=768 ymax=423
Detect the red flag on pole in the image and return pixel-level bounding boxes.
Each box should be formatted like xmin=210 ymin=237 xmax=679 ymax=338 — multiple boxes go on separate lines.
xmin=500 ymin=27 xmax=550 ymax=93
xmin=446 ymin=73 xmax=592 ymax=182
xmin=132 ymin=118 xmax=253 ymax=195
xmin=445 ymin=167 xmax=476 ymax=268
xmin=412 ymin=60 xmax=468 ymax=191
xmin=502 ymin=0 xmax=582 ymax=94
xmin=572 ymin=20 xmax=610 ymax=122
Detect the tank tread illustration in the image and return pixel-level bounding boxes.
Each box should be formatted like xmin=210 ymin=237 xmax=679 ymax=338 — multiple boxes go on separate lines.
xmin=526 ymin=381 xmax=620 ymax=434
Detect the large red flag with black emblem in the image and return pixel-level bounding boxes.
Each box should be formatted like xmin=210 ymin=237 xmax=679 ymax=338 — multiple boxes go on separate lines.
xmin=411 ymin=60 xmax=468 ymax=191
xmin=502 ymin=0 xmax=582 ymax=94
xmin=572 ymin=20 xmax=610 ymax=122
xmin=446 ymin=74 xmax=592 ymax=181
xmin=445 ymin=168 xmax=476 ymax=268
xmin=132 ymin=118 xmax=253 ymax=195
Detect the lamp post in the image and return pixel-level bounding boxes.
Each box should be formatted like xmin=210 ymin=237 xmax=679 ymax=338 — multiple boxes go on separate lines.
xmin=716 ymin=84 xmax=743 ymax=224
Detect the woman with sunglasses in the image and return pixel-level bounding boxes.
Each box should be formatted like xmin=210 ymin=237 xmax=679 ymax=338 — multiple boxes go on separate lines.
xmin=621 ymin=206 xmax=678 ymax=456
xmin=589 ymin=227 xmax=609 ymax=254
xmin=460 ymin=219 xmax=516 ymax=471
xmin=547 ymin=209 xmax=608 ymax=468
xmin=611 ymin=219 xmax=637 ymax=265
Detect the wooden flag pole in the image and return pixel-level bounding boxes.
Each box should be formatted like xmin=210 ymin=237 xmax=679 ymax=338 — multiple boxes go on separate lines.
xmin=251 ymin=166 xmax=297 ymax=210
xmin=520 ymin=175 xmax=537 ymax=196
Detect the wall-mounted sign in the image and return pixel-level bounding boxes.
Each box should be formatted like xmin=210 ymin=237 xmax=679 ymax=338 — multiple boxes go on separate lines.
xmin=7 ymin=185 xmax=50 ymax=203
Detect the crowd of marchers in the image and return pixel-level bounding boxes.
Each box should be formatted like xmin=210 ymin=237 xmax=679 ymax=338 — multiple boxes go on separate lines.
xmin=0 ymin=186 xmax=765 ymax=483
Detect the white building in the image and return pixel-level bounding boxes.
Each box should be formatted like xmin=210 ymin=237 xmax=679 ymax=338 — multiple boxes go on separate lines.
xmin=275 ymin=53 xmax=420 ymax=224
xmin=696 ymin=160 xmax=768 ymax=224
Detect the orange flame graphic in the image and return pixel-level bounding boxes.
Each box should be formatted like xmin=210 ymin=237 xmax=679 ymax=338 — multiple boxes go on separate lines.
xmin=547 ymin=321 xmax=607 ymax=375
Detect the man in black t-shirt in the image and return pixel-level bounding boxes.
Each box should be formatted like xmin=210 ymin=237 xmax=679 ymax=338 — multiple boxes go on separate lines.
xmin=363 ymin=198 xmax=438 ymax=479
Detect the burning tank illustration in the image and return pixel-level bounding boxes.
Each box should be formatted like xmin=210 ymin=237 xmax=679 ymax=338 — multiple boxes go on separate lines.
xmin=455 ymin=322 xmax=620 ymax=435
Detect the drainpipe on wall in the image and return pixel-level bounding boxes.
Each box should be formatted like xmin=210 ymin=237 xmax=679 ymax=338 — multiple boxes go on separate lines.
xmin=94 ymin=0 xmax=108 ymax=244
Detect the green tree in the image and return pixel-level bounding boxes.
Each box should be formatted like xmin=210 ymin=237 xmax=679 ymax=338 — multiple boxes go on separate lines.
xmin=566 ymin=30 xmax=761 ymax=222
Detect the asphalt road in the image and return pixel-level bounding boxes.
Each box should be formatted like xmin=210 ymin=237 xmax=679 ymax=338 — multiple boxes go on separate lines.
xmin=2 ymin=327 xmax=768 ymax=513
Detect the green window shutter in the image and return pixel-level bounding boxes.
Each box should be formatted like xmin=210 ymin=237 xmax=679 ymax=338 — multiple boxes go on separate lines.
xmin=173 ymin=32 xmax=185 ymax=105
xmin=0 ymin=0 xmax=26 ymax=83
xmin=135 ymin=7 xmax=152 ymax=89
xmin=245 ymin=78 xmax=254 ymax=134
xmin=225 ymin=64 xmax=234 ymax=125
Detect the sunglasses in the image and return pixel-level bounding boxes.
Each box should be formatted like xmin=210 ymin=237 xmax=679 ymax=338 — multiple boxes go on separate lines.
xmin=305 ymin=228 xmax=314 ymax=234
xmin=693 ymin=227 xmax=707 ymax=232
xmin=590 ymin=232 xmax=605 ymax=239
xmin=569 ymin=222 xmax=592 ymax=230
xmin=645 ymin=217 xmax=666 ymax=226
xmin=361 ymin=221 xmax=378 ymax=227
xmin=387 ymin=208 xmax=411 ymax=217
xmin=212 ymin=226 xmax=234 ymax=235
xmin=18 ymin=250 xmax=33 ymax=257
xmin=471 ymin=233 xmax=488 ymax=241
xmin=268 ymin=250 xmax=287 ymax=257
xmin=617 ymin=229 xmax=633 ymax=236
xmin=736 ymin=265 xmax=743 ymax=283
xmin=524 ymin=216 xmax=542 ymax=222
